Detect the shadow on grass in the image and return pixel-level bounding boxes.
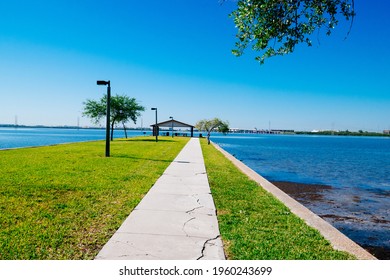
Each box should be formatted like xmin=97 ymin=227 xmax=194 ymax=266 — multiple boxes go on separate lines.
xmin=115 ymin=138 xmax=176 ymax=143
xmin=112 ymin=154 xmax=173 ymax=163
xmin=110 ymin=136 xmax=185 ymax=162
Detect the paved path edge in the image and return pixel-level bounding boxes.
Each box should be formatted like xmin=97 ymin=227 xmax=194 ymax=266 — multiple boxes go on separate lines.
xmin=95 ymin=138 xmax=225 ymax=260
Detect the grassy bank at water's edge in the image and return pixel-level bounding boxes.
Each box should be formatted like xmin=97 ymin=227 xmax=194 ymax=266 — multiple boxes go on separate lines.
xmin=1 ymin=136 xmax=356 ymax=260
xmin=200 ymin=139 xmax=355 ymax=260
xmin=0 ymin=137 xmax=189 ymax=259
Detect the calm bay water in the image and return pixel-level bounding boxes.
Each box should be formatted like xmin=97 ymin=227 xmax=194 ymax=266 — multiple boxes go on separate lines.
xmin=211 ymin=133 xmax=390 ymax=258
xmin=0 ymin=127 xmax=148 ymax=150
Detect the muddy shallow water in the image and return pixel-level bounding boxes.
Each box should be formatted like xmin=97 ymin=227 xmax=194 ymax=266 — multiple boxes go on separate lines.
xmin=272 ymin=181 xmax=390 ymax=260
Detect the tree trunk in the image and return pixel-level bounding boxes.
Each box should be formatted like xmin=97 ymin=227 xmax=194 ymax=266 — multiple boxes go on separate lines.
xmin=207 ymin=132 xmax=211 ymax=145
xmin=111 ymin=120 xmax=115 ymax=141
xmin=123 ymin=122 xmax=128 ymax=138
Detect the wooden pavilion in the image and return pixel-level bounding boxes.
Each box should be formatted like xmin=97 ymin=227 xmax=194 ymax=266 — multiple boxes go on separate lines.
xmin=151 ymin=119 xmax=195 ymax=137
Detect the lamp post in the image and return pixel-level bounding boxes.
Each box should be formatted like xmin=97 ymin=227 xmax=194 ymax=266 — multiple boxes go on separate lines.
xmin=97 ymin=80 xmax=111 ymax=157
xmin=169 ymin=116 xmax=173 ymax=138
xmin=151 ymin=108 xmax=158 ymax=142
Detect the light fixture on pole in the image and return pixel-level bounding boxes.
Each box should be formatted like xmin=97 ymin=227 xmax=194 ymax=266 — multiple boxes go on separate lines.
xmin=169 ymin=116 xmax=173 ymax=138
xmin=97 ymin=80 xmax=111 ymax=157
xmin=151 ymin=107 xmax=158 ymax=142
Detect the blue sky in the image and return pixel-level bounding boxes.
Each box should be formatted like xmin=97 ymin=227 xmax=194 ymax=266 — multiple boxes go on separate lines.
xmin=0 ymin=0 xmax=389 ymax=131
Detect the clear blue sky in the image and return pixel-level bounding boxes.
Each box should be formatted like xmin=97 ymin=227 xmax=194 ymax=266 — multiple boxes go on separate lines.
xmin=0 ymin=0 xmax=389 ymax=131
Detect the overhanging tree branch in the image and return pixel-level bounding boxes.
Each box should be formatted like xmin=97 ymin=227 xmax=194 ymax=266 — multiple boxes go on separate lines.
xmin=229 ymin=0 xmax=355 ymax=64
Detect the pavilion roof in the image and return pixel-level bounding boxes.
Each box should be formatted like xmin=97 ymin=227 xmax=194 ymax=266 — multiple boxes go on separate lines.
xmin=150 ymin=119 xmax=194 ymax=128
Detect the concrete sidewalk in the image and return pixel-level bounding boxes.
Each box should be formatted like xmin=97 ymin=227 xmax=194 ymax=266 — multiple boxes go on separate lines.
xmin=95 ymin=138 xmax=225 ymax=260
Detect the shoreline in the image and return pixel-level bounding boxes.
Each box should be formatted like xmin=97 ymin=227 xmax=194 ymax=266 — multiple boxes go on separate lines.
xmin=271 ymin=180 xmax=390 ymax=260
xmin=211 ymin=141 xmax=376 ymax=260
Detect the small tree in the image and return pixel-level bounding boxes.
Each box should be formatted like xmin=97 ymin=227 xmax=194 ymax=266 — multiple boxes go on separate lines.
xmin=196 ymin=118 xmax=230 ymax=144
xmin=83 ymin=94 xmax=145 ymax=140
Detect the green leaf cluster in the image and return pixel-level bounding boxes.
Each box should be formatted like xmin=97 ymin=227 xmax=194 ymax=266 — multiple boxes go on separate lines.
xmin=83 ymin=94 xmax=145 ymax=125
xmin=195 ymin=118 xmax=230 ymax=133
xmin=231 ymin=0 xmax=355 ymax=63
xmin=82 ymin=94 xmax=145 ymax=139
xmin=195 ymin=118 xmax=230 ymax=144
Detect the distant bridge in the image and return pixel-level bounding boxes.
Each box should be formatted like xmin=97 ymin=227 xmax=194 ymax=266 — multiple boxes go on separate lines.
xmin=228 ymin=128 xmax=295 ymax=134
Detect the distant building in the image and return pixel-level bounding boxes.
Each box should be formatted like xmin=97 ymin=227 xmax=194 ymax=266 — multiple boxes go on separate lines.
xmin=384 ymin=130 xmax=390 ymax=135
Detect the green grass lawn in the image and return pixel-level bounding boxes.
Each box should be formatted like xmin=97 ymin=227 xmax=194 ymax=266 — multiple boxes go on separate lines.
xmin=201 ymin=139 xmax=355 ymax=260
xmin=1 ymin=136 xmax=355 ymax=260
xmin=0 ymin=136 xmax=189 ymax=259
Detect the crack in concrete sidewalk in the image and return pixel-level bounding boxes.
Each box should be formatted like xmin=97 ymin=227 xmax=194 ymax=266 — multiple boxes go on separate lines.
xmin=197 ymin=235 xmax=223 ymax=260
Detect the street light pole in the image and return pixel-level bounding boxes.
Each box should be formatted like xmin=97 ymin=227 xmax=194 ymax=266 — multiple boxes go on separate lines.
xmin=170 ymin=116 xmax=173 ymax=138
xmin=97 ymin=80 xmax=111 ymax=157
xmin=151 ymin=107 xmax=158 ymax=142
